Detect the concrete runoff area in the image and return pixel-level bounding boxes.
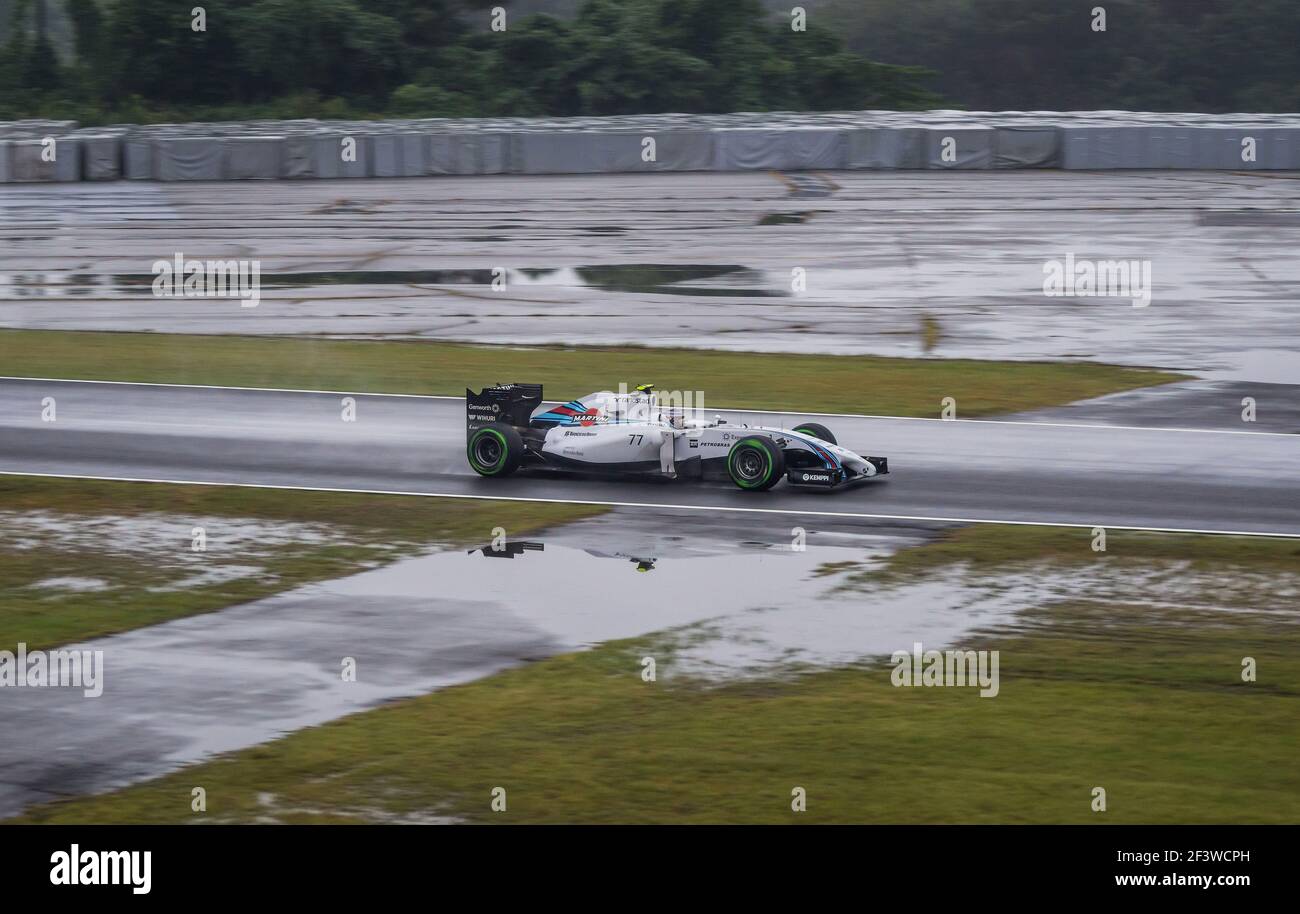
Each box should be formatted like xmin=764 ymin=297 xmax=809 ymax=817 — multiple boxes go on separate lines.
xmin=0 ymin=379 xmax=1296 ymax=536
xmin=1 ymin=171 xmax=1298 ymax=381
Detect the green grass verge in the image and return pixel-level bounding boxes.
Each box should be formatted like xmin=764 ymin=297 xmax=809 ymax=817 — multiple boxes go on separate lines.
xmin=855 ymin=523 xmax=1300 ymax=581
xmin=0 ymin=329 xmax=1185 ymax=417
xmin=12 ymin=525 xmax=1297 ymax=824
xmin=0 ymin=475 xmax=605 ymax=652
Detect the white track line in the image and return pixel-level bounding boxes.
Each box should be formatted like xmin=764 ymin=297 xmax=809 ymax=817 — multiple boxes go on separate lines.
xmin=1 ymin=470 xmax=1296 ymax=539
xmin=2 ymin=376 xmax=1295 ymax=438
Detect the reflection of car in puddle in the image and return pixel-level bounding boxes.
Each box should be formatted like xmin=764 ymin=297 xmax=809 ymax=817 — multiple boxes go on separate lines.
xmin=469 ymin=541 xmax=544 ymax=559
xmin=470 ymin=541 xmax=657 ymax=573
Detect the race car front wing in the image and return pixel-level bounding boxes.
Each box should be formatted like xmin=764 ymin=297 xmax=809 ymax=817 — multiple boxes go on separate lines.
xmin=785 ymin=456 xmax=888 ymax=488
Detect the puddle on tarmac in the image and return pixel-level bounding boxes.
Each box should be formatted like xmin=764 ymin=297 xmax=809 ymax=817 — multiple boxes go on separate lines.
xmin=3 ymin=528 xmax=981 ymax=818
xmin=757 ymin=211 xmax=816 ymax=226
xmin=1201 ymin=349 xmax=1300 ymax=385
xmin=1197 ymin=211 xmax=1300 ymax=227
xmin=427 ymin=539 xmax=1028 ymax=680
xmin=0 ymin=264 xmax=783 ymax=299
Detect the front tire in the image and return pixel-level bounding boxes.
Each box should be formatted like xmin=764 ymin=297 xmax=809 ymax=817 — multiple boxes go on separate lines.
xmin=467 ymin=423 xmax=524 ymax=477
xmin=792 ymin=422 xmax=836 ymax=445
xmin=727 ymin=436 xmax=785 ymax=491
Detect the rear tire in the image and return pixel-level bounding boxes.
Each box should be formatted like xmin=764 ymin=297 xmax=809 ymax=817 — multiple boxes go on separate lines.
xmin=727 ymin=436 xmax=785 ymax=491
xmin=792 ymin=422 xmax=836 ymax=445
xmin=467 ymin=423 xmax=524 ymax=477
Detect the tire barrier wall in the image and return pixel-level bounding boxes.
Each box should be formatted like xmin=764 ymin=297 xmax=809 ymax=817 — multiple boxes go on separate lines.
xmin=2 ymin=113 xmax=1297 ymax=182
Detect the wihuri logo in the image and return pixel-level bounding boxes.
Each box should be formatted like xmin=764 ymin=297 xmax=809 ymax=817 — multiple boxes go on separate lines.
xmin=1042 ymin=253 xmax=1152 ymax=307
xmin=0 ymin=643 xmax=103 ymax=697
xmin=152 ymin=252 xmax=261 ymax=307
xmin=890 ymin=641 xmax=999 ymax=698
xmin=50 ymin=845 xmax=151 ymax=894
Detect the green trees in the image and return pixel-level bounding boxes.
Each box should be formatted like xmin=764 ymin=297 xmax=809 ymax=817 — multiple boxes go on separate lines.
xmin=2 ymin=0 xmax=939 ymax=122
xmin=821 ymin=0 xmax=1300 ymax=112
xmin=399 ymin=0 xmax=943 ymax=117
xmin=3 ymin=0 xmax=1297 ymax=121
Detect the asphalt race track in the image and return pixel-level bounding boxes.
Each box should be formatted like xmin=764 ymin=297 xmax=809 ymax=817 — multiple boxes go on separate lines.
xmin=2 ymin=378 xmax=1296 ymax=536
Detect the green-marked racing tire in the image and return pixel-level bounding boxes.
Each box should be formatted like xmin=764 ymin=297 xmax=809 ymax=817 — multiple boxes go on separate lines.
xmin=727 ymin=436 xmax=785 ymax=491
xmin=468 ymin=423 xmax=524 ymax=477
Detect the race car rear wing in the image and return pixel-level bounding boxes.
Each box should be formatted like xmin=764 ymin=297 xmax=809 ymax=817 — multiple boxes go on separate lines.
xmin=466 ymin=383 xmax=544 ymax=433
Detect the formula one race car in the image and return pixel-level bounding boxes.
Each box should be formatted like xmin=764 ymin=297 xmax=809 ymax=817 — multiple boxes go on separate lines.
xmin=465 ymin=383 xmax=888 ymax=491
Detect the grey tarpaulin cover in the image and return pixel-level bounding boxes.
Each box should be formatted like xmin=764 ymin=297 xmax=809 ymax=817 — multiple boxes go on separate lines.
xmin=372 ymin=133 xmax=428 ymax=177
xmin=125 ymin=138 xmax=152 ymax=180
xmin=153 ymin=137 xmax=223 ymax=181
xmin=1256 ymin=129 xmax=1300 ymax=169
xmin=428 ymin=132 xmax=512 ymax=174
xmin=4 ymin=112 xmax=1298 ymax=181
xmin=55 ymin=137 xmax=81 ymax=181
xmin=1061 ymin=127 xmax=1146 ymax=169
xmin=281 ymin=136 xmax=315 ymax=178
xmin=1 ymin=138 xmax=80 ymax=181
xmin=712 ymin=128 xmax=844 ymax=171
xmin=56 ymin=138 xmax=80 ymax=182
xmin=79 ymin=134 xmax=123 ymax=180
xmin=514 ymin=131 xmax=647 ymax=174
xmin=224 ymin=136 xmax=283 ymax=179
xmin=643 ymin=130 xmax=714 ymax=171
xmin=309 ymin=134 xmax=371 ymax=178
xmin=844 ymin=128 xmax=925 ymax=169
xmin=5 ymin=140 xmax=51 ymax=181
xmin=925 ymin=127 xmax=994 ymax=169
xmin=427 ymin=133 xmax=473 ymax=175
xmin=993 ymin=126 xmax=1060 ymax=168
xmin=6 ymin=140 xmax=54 ymax=181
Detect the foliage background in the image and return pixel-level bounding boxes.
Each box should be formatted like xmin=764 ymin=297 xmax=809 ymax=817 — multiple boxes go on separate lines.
xmin=0 ymin=0 xmax=939 ymax=123
xmin=2 ymin=1 xmax=1294 ymax=124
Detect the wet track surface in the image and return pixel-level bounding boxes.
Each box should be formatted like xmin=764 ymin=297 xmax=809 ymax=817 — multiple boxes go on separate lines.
xmin=2 ymin=379 xmax=1296 ymax=536
xmin=3 ymin=171 xmax=1300 ymax=380
xmin=4 ymin=168 xmax=1300 ymax=819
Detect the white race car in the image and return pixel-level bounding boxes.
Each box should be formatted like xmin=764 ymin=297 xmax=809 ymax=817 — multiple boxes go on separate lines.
xmin=466 ymin=383 xmax=888 ymax=491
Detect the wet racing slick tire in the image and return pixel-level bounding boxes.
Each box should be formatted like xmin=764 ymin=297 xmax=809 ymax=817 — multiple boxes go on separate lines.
xmin=468 ymin=423 xmax=525 ymax=477
xmin=792 ymin=422 xmax=836 ymax=445
xmin=727 ymin=436 xmax=785 ymax=491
